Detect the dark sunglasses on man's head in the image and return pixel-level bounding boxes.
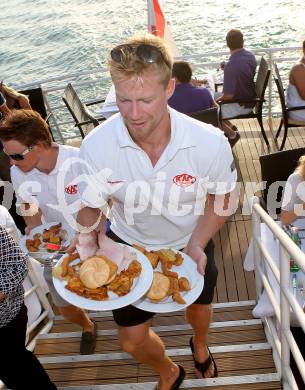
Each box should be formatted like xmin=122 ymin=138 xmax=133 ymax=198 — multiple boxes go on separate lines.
xmin=4 ymin=145 xmax=34 ymax=161
xmin=110 ymin=43 xmax=171 ymax=69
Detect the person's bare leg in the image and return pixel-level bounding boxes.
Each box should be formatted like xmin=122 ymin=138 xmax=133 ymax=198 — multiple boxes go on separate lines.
xmin=186 ymin=303 xmax=215 ymax=378
xmin=119 ymin=321 xmax=180 ymax=390
xmin=221 ymin=120 xmax=236 ymax=138
xmin=59 ymin=305 xmax=94 ymax=332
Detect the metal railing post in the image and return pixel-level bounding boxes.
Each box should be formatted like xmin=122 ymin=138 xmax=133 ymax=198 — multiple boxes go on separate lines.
xmin=41 ymin=87 xmax=65 ymax=144
xmin=279 ymin=245 xmax=292 ymax=389
xmin=252 ymin=196 xmax=263 ymax=299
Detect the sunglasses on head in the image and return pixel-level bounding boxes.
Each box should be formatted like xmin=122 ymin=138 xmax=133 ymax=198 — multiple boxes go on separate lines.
xmin=4 ymin=146 xmax=34 ymax=161
xmin=110 ymin=43 xmax=171 ymax=69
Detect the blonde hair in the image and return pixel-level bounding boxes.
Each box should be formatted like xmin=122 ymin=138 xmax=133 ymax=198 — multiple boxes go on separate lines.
xmin=108 ymin=34 xmax=173 ymax=87
xmin=0 ymin=83 xmax=29 ymax=103
xmin=295 ymin=155 xmax=305 ymax=179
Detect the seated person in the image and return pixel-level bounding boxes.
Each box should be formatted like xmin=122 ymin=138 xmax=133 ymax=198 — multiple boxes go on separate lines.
xmin=168 ymin=61 xmax=215 ymax=114
xmin=0 ymin=82 xmax=31 ymax=110
xmin=281 ymin=155 xmax=305 ymax=225
xmin=286 ymin=40 xmax=305 ymax=122
xmin=216 ymin=29 xmax=257 ymax=146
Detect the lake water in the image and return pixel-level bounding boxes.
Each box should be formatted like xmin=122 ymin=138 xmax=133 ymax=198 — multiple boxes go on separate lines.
xmin=1 ymin=0 xmax=305 ymax=86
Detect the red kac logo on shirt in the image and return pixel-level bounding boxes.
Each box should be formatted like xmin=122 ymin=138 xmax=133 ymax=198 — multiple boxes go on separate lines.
xmin=173 ymin=173 xmax=196 ymax=188
xmin=65 ymin=184 xmax=78 ymax=195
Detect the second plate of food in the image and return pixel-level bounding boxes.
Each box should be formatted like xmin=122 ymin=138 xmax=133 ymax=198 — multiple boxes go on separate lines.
xmin=20 ymin=221 xmax=75 ymax=260
xmin=132 ymin=248 xmax=204 ymax=313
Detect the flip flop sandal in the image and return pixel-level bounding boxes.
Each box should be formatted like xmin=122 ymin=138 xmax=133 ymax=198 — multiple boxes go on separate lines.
xmin=189 ymin=337 xmax=218 ymax=378
xmin=80 ymin=321 xmax=97 ymax=355
xmin=154 ymin=365 xmax=186 ymax=390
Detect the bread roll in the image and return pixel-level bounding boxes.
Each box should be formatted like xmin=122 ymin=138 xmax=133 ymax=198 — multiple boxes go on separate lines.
xmin=95 ymin=255 xmax=118 ymax=284
xmin=146 ymin=272 xmax=170 ymax=301
xmin=79 ymin=257 xmax=110 ymax=289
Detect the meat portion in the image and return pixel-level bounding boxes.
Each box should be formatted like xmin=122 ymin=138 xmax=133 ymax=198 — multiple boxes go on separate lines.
xmin=76 ymin=231 xmax=98 ymax=260
xmin=76 ymin=230 xmax=136 ymax=272
xmin=96 ymin=232 xmax=136 ymax=272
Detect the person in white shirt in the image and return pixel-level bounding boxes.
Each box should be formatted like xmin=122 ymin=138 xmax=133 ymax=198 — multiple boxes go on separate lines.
xmin=0 ymin=109 xmax=97 ymax=355
xmin=77 ymin=34 xmax=237 ymax=389
xmin=286 ymin=40 xmax=305 ymax=122
xmin=281 ymin=155 xmax=305 ymax=225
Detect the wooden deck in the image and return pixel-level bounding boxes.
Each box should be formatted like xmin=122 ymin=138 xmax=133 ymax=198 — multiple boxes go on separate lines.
xmin=34 ymin=117 xmax=305 ymax=389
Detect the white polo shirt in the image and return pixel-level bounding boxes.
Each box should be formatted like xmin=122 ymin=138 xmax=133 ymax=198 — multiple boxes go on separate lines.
xmin=79 ymin=107 xmax=237 ymax=249
xmin=11 ymin=145 xmax=81 ymax=225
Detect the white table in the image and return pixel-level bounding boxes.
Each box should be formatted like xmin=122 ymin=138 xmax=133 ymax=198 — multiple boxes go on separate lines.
xmin=244 ymin=221 xmax=305 ymax=323
xmin=101 ymin=85 xmax=118 ymax=119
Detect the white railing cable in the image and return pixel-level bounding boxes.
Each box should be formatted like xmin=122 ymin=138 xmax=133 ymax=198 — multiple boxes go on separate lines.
xmin=255 ymin=238 xmax=280 ymax=282
xmin=251 ymin=196 xmax=305 ymax=389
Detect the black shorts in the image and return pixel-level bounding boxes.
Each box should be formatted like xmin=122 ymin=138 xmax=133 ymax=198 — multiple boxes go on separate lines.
xmin=107 ymin=230 xmax=218 ymax=327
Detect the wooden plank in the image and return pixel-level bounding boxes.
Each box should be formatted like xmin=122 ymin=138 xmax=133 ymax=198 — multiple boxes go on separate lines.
xmin=184 ymin=382 xmax=281 ymax=390
xmin=50 ymin=317 xmax=116 ymax=333
xmin=139 ymin=352 xmax=275 ymax=377
xmin=235 ymin=220 xmax=256 ymax=300
xmin=220 ymin=225 xmax=238 ymax=301
xmin=226 ymin=222 xmax=249 ymax=301
xmin=47 ymin=363 xmax=138 ymax=382
xmin=214 ymin=228 xmax=227 ymax=303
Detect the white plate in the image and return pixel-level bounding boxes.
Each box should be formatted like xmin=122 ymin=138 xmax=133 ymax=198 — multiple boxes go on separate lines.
xmin=20 ymin=222 xmax=75 ymax=259
xmin=133 ymin=250 xmax=204 ymax=313
xmin=53 ymin=246 xmax=153 ymax=311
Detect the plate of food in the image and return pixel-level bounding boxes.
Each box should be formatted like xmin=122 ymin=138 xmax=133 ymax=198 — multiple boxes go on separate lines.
xmin=52 ymin=245 xmax=153 ymax=311
xmin=132 ymin=247 xmax=204 ymax=313
xmin=20 ymin=222 xmax=75 ymax=259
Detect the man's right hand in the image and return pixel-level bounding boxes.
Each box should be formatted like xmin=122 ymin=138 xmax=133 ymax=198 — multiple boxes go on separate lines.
xmin=219 ymin=61 xmax=226 ymax=70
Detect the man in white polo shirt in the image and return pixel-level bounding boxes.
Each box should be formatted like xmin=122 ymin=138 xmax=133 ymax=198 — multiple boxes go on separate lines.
xmin=77 ymin=34 xmax=237 ymax=389
xmin=0 ymin=109 xmax=97 ymax=355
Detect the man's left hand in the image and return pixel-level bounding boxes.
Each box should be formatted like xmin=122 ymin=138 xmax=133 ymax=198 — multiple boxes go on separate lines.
xmin=184 ymin=244 xmax=207 ymax=275
xmin=65 ymin=234 xmax=78 ymax=254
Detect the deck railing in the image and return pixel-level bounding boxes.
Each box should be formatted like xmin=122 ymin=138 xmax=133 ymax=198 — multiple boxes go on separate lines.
xmin=252 ymin=196 xmax=305 ymax=390
xmin=12 ymin=45 xmax=303 ymax=144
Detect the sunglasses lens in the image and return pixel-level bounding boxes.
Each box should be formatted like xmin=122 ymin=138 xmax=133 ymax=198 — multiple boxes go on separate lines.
xmin=110 ymin=47 xmax=124 ymax=63
xmin=10 ymin=154 xmax=24 ymax=161
xmin=111 ymin=44 xmax=169 ymax=67
xmin=136 ymin=44 xmax=160 ymax=63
